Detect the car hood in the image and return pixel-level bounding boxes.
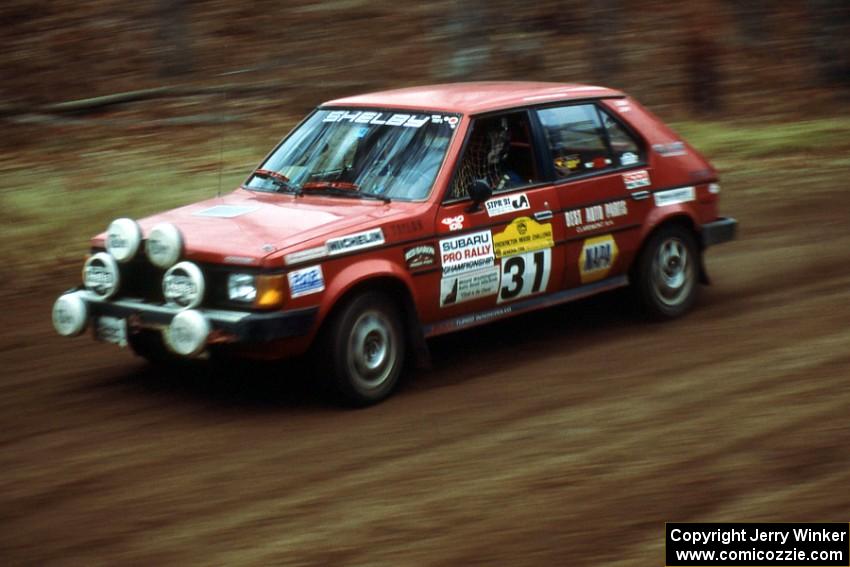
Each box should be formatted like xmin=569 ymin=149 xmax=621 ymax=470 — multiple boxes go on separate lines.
xmin=93 ymin=188 xmax=411 ymax=267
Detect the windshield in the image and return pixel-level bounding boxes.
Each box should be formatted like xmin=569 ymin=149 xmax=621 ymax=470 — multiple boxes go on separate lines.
xmin=244 ymin=108 xmax=460 ymax=201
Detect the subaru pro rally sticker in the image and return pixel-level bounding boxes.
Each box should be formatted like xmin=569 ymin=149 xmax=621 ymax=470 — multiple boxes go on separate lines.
xmin=579 ymin=235 xmax=619 ymax=284
xmin=485 ymin=192 xmax=530 ymax=217
xmin=440 ymin=230 xmax=494 ymax=276
xmin=623 ymin=170 xmax=651 ymax=190
xmin=654 ymin=186 xmax=695 ymax=207
xmin=326 ymin=228 xmax=385 ymax=255
xmin=288 ymin=265 xmax=325 ymax=298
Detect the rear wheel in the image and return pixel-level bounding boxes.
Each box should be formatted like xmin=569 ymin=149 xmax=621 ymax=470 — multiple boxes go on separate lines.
xmin=633 ymin=225 xmax=699 ymax=319
xmin=316 ymin=291 xmax=406 ymax=406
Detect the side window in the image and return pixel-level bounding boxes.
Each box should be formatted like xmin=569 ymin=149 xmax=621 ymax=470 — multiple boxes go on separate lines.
xmin=537 ymin=104 xmax=611 ymax=179
xmin=600 ymin=109 xmax=643 ymax=167
xmin=447 ymin=112 xmax=541 ymax=200
xmin=537 ymin=104 xmax=645 ymax=179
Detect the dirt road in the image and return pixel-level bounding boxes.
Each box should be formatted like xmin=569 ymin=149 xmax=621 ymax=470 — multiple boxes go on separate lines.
xmin=2 ymin=183 xmax=850 ymax=566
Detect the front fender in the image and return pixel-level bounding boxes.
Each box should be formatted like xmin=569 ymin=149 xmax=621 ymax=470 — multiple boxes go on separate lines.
xmin=318 ymin=258 xmax=417 ymax=324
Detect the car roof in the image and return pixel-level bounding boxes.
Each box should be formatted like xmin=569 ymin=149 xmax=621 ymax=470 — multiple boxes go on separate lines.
xmin=322 ymin=81 xmax=624 ymax=115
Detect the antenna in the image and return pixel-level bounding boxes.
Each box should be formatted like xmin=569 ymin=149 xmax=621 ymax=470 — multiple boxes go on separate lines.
xmin=217 ymin=90 xmax=226 ymax=198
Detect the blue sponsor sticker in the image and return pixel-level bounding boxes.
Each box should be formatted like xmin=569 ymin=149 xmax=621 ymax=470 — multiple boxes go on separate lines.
xmin=287 ymin=265 xmax=325 ymax=298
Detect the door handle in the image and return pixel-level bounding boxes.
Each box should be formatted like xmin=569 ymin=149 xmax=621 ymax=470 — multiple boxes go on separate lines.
xmin=533 ymin=210 xmax=553 ymax=221
xmin=630 ymin=191 xmax=651 ymax=201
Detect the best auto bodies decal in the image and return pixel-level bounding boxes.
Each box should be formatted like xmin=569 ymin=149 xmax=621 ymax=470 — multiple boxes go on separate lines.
xmin=493 ymin=217 xmax=554 ymax=258
xmin=439 ymin=230 xmax=494 ymax=277
xmin=579 ymin=234 xmax=619 ymax=284
xmin=564 ymin=200 xmax=628 ymax=235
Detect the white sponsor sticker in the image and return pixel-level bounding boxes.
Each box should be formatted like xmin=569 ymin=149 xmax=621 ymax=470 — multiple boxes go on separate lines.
xmin=623 ymin=170 xmax=651 ymax=190
xmin=193 ymin=205 xmax=258 ymax=218
xmin=653 ymin=186 xmax=695 ymax=207
xmin=620 ymin=152 xmax=638 ymax=166
xmin=439 ymin=230 xmax=494 ymax=277
xmin=284 ymin=245 xmax=328 ymax=266
xmin=484 ymin=192 xmax=531 ymax=217
xmin=440 ymin=215 xmax=465 ymax=231
xmin=440 ymin=268 xmax=500 ymax=307
xmin=326 ymin=228 xmax=385 ymax=255
xmin=288 ymin=265 xmax=325 ymax=298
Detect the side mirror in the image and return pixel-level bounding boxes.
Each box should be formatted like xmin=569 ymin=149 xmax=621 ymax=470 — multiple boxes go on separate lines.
xmin=466 ymin=179 xmax=492 ymax=211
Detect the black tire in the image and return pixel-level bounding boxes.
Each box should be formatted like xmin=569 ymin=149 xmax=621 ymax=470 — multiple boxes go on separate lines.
xmin=315 ymin=291 xmax=406 ymax=406
xmin=632 ymin=225 xmax=700 ymax=320
xmin=128 ymin=330 xmax=179 ymax=365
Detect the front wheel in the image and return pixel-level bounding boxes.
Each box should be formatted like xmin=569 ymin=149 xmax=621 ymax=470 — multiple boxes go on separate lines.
xmin=633 ymin=225 xmax=700 ymax=320
xmin=316 ymin=291 xmax=406 ymax=406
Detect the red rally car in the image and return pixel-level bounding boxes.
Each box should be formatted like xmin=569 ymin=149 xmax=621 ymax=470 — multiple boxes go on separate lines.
xmin=52 ymin=82 xmax=737 ymax=405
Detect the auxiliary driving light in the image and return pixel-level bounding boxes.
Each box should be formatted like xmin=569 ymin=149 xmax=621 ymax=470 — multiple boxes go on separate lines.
xmin=164 ymin=309 xmax=210 ymax=357
xmin=83 ymin=252 xmax=121 ymax=299
xmin=105 ymin=218 xmax=142 ymax=262
xmin=52 ymin=293 xmax=88 ymax=337
xmin=145 ymin=222 xmax=183 ymax=268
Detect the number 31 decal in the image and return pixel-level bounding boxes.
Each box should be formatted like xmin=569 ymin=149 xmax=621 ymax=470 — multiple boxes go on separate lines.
xmin=498 ymin=249 xmax=551 ymax=303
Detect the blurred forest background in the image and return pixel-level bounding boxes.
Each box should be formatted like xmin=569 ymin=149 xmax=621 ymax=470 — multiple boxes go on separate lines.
xmin=0 ymin=0 xmax=848 ymax=289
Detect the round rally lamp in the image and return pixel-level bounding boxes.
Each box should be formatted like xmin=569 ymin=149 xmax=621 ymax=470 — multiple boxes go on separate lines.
xmin=162 ymin=261 xmax=205 ymax=309
xmin=52 ymin=294 xmax=88 ymax=337
xmin=164 ymin=309 xmax=210 ymax=357
xmin=105 ymin=218 xmax=142 ymax=263
xmin=83 ymin=252 xmax=121 ymax=299
xmin=145 ymin=222 xmax=183 ymax=269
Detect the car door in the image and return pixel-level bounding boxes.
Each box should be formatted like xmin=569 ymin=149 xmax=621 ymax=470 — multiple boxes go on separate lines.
xmin=435 ymin=110 xmax=564 ymax=315
xmin=532 ymin=102 xmax=654 ymax=289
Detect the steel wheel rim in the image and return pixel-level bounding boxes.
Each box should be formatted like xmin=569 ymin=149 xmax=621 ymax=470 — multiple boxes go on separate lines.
xmin=651 ymin=237 xmax=694 ymax=306
xmin=346 ymin=310 xmax=396 ymax=390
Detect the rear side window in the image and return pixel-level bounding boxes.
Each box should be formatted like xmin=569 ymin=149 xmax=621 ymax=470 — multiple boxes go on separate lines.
xmin=536 ymin=104 xmax=643 ymax=180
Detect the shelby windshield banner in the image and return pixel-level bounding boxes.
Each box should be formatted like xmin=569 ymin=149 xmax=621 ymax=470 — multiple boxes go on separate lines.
xmin=666 ymin=523 xmax=849 ymax=566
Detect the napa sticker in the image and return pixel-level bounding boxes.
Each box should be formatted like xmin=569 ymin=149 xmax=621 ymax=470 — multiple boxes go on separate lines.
xmin=579 ymin=235 xmax=619 ymax=284
xmin=288 ymin=265 xmax=325 ymax=298
xmin=493 ymin=217 xmax=554 ymax=258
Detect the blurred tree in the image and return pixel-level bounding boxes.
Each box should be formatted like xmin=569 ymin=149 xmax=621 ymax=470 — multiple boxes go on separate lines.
xmin=156 ymin=0 xmax=192 ymax=77
xmin=437 ymin=0 xmax=493 ymax=79
xmin=807 ymin=0 xmax=850 ymax=87
xmin=684 ymin=5 xmax=722 ymax=115
xmin=586 ymin=0 xmax=624 ymax=84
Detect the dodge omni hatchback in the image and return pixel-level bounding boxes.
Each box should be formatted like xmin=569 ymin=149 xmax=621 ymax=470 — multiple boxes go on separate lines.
xmin=52 ymin=82 xmax=737 ymax=405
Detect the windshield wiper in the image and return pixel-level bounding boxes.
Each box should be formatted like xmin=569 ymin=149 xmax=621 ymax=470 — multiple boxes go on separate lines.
xmin=251 ymin=169 xmax=301 ymax=195
xmin=300 ymin=182 xmax=391 ymax=203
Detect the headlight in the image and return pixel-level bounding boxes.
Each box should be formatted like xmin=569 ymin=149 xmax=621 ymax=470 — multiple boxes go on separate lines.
xmin=228 ymin=273 xmax=257 ymax=303
xmin=146 ymin=222 xmax=183 ymax=268
xmin=83 ymin=252 xmax=120 ymax=299
xmin=228 ymin=273 xmax=285 ymax=308
xmin=105 ymin=218 xmax=142 ymax=263
xmin=163 ymin=261 xmax=205 ymax=309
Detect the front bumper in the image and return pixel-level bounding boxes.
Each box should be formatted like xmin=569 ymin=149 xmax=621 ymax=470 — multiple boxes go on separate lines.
xmin=54 ymin=289 xmax=317 ymax=347
xmin=701 ymin=217 xmax=738 ymax=247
